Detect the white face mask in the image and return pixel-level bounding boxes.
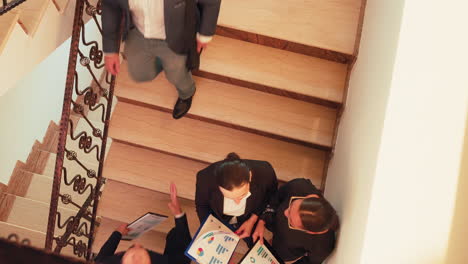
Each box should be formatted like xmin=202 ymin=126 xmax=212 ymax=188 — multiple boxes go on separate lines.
xmin=223 ymin=192 xmax=251 ymax=216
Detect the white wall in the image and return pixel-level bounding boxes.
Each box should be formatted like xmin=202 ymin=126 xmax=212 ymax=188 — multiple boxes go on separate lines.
xmin=445 ymin=116 xmax=468 ymax=263
xmin=324 ymin=0 xmax=406 ymax=263
xmin=0 ymin=20 xmax=104 ymax=184
xmin=326 ymin=0 xmax=468 ymax=263
xmin=0 ymin=0 xmax=76 ymax=96
xmin=360 ymin=0 xmax=468 ymax=262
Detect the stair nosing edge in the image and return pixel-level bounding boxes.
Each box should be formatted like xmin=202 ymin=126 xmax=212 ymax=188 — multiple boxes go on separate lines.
xmin=116 ymin=96 xmax=333 ymax=150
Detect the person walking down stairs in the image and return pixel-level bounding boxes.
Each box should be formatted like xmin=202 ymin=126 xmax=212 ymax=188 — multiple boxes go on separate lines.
xmin=102 ymin=0 xmax=221 ymax=119
xmin=94 ymin=183 xmax=192 ymax=264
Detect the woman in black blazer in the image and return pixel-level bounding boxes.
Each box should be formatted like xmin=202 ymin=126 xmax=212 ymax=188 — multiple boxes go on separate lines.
xmin=195 ymin=152 xmax=278 ymax=242
xmin=253 ymin=179 xmax=339 ymax=264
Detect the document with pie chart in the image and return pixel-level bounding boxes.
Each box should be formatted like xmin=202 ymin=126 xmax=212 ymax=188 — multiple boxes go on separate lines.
xmin=239 ymin=240 xmax=284 ymax=264
xmin=185 ymin=214 xmax=240 ymax=264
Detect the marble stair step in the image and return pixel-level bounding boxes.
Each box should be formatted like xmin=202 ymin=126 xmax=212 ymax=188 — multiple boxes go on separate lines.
xmin=116 ymin=62 xmax=337 ymax=148
xmin=110 ymin=101 xmax=327 ymax=187
xmin=218 ymin=0 xmax=362 ymax=55
xmin=200 ymin=36 xmax=348 ymax=104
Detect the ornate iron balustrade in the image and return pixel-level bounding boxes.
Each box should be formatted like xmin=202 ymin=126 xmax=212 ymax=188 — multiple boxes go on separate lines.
xmin=45 ymin=0 xmax=119 ymax=260
xmin=0 ymin=0 xmax=26 ymax=15
xmin=6 ymin=233 xmax=31 ymax=246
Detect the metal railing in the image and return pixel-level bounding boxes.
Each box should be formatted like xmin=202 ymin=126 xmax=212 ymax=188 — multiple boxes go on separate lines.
xmin=45 ymin=0 xmax=119 ymax=260
xmin=0 ymin=0 xmax=26 ymax=15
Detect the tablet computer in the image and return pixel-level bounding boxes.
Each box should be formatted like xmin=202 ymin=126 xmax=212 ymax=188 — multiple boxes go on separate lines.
xmin=122 ymin=212 xmax=168 ymax=241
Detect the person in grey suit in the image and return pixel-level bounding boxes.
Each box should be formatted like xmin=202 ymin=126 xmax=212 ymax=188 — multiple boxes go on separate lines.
xmin=102 ymin=0 xmax=221 ymax=119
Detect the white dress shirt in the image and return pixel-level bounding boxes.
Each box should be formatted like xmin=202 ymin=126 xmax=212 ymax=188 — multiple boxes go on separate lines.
xmin=129 ymin=0 xmax=166 ymax=39
xmin=128 ymin=0 xmax=212 ymax=43
xmin=223 ymin=192 xmax=252 ymax=224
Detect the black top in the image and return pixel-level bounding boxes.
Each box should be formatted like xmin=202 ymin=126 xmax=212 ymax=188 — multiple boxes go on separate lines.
xmin=94 ymin=215 xmax=191 ymax=264
xmin=195 ymin=159 xmax=278 ymax=225
xmin=262 ymin=179 xmax=336 ymax=264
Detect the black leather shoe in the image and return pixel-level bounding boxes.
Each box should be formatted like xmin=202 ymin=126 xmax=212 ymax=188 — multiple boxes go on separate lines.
xmin=172 ymin=95 xmax=193 ymax=119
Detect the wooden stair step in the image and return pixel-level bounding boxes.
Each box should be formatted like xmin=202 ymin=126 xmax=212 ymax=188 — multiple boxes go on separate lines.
xmin=116 ymin=62 xmax=337 ymax=148
xmin=72 ymin=95 xmax=118 ymax=125
xmin=16 ymin=0 xmax=50 ymax=36
xmin=0 ymin=10 xmax=20 ymax=55
xmin=200 ymin=36 xmax=348 ymax=104
xmin=48 ymin=118 xmax=113 ymax=165
xmin=69 ymin=117 xmax=112 ymax=162
xmin=33 ymin=118 xmax=112 ymax=165
xmin=104 ymin=142 xmax=206 ymax=201
xmin=20 ymin=171 xmax=92 ymax=211
xmin=0 ymin=194 xmax=78 ymax=234
xmin=93 ymin=217 xmax=167 ymax=254
xmin=104 ymin=142 xmax=288 ymax=202
xmin=110 ymin=102 xmax=326 ymax=186
xmin=0 ymin=221 xmax=84 ymax=257
xmin=98 ymin=180 xmax=200 ymax=236
xmin=218 ymin=0 xmax=361 ymax=55
xmin=37 ymin=150 xmax=100 ymax=180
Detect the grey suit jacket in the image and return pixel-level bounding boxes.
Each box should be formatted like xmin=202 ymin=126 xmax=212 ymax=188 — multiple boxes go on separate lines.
xmin=101 ymin=0 xmax=221 ymax=54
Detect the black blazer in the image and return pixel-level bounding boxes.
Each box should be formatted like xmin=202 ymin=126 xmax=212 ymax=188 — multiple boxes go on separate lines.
xmin=262 ymin=179 xmax=336 ymax=264
xmin=94 ymin=215 xmax=191 ymax=264
xmin=101 ymin=0 xmax=221 ymax=69
xmin=195 ymin=160 xmax=278 ymax=225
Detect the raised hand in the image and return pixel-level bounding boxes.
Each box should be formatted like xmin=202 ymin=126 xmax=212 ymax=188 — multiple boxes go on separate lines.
xmin=167 ymin=182 xmax=182 ymax=216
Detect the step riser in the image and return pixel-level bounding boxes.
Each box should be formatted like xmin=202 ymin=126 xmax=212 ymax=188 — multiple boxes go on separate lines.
xmin=2 ymin=195 xmax=78 ymax=234
xmin=116 ymin=65 xmax=338 ymax=148
xmin=98 ymin=180 xmax=200 ymax=235
xmin=0 ymin=221 xmax=92 ymax=258
xmin=105 ymin=141 xmax=206 ymax=201
xmin=216 ymin=26 xmax=352 ymax=64
xmin=118 ymin=97 xmax=333 ymax=150
xmin=110 ymin=102 xmax=326 ymax=187
xmin=194 ymin=70 xmax=342 ymax=108
xmin=24 ymin=173 xmax=93 ymax=209
xmin=200 ymin=36 xmax=348 ymax=104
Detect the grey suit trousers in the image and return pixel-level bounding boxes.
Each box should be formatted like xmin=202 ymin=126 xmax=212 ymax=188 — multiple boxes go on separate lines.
xmin=124 ymin=28 xmax=196 ymax=99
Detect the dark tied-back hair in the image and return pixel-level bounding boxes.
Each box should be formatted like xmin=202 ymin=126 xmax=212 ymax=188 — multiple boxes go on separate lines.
xmin=299 ymin=196 xmax=339 ymax=233
xmin=215 ymin=152 xmax=250 ymax=191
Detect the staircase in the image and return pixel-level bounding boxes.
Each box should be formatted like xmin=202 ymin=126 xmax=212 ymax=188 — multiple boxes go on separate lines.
xmin=0 ymin=0 xmax=90 ymax=96
xmin=0 ymin=0 xmax=365 ymax=262
xmin=94 ymin=0 xmax=363 ymax=260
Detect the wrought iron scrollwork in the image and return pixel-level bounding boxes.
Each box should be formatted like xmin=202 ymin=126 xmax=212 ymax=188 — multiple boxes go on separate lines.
xmin=6 ymin=234 xmax=31 ymax=246
xmin=0 ymin=0 xmax=27 ymax=15
xmin=46 ymin=0 xmax=117 ymax=260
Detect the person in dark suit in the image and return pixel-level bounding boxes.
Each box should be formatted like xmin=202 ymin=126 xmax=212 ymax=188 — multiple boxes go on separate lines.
xmin=252 ymin=178 xmax=339 ymax=264
xmin=102 ymin=0 xmax=221 ymax=119
xmin=94 ymin=183 xmax=191 ymax=264
xmin=195 ymin=152 xmax=278 ymax=245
